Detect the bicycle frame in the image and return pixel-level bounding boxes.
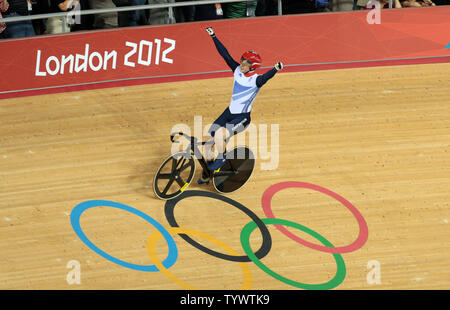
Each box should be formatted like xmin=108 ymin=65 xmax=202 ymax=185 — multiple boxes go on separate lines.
xmin=170 ymin=132 xmax=237 ymax=178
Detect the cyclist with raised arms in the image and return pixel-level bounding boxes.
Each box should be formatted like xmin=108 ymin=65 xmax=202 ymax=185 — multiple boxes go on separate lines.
xmin=201 ymin=26 xmax=284 ymax=183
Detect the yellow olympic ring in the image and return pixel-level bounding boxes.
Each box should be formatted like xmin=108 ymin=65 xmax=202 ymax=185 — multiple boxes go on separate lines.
xmin=146 ymin=227 xmax=253 ymax=290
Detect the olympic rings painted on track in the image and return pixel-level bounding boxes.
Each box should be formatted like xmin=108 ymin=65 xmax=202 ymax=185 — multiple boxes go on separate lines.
xmin=70 ymin=200 xmax=178 ymax=272
xmin=241 ymin=218 xmax=346 ymax=290
xmin=70 ymin=181 xmax=368 ymax=289
xmin=261 ymin=181 xmax=369 ymax=253
xmin=164 ymin=190 xmax=272 ymax=262
xmin=146 ymin=227 xmax=253 ymax=290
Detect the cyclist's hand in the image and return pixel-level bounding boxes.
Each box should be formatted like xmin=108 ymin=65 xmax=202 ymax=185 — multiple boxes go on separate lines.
xmin=206 ymin=27 xmax=215 ymax=37
xmin=275 ymin=62 xmax=284 ymax=71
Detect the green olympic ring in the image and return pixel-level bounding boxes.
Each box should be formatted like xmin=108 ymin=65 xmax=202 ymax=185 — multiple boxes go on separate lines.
xmin=240 ymin=218 xmax=346 ymax=290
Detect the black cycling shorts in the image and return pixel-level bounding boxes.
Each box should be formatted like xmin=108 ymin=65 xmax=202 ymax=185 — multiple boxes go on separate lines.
xmin=208 ymin=107 xmax=251 ymax=138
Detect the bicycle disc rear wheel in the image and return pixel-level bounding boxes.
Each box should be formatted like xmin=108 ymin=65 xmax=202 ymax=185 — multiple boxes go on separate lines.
xmin=153 ymin=152 xmax=196 ymax=200
xmin=213 ymin=146 xmax=255 ymax=194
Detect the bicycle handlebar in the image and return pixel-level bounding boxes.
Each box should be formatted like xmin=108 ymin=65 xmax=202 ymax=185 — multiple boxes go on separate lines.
xmin=170 ymin=132 xmax=194 ymax=143
xmin=170 ymin=132 xmax=211 ymax=146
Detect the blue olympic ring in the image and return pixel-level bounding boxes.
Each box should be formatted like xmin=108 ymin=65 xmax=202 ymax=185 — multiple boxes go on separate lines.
xmin=70 ymin=200 xmax=178 ymax=272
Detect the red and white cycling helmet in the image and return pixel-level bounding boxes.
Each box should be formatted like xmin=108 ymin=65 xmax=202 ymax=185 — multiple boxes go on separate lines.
xmin=240 ymin=51 xmax=262 ymax=71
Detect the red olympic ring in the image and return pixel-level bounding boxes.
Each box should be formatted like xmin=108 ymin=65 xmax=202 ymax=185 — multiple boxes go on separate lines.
xmin=261 ymin=181 xmax=369 ymax=254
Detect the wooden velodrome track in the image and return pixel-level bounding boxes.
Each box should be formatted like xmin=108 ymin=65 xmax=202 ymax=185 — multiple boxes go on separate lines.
xmin=1 ymin=62 xmax=449 ymax=290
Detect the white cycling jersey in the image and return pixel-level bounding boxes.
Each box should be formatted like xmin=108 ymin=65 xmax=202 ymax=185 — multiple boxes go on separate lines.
xmin=228 ymin=67 xmax=260 ymax=114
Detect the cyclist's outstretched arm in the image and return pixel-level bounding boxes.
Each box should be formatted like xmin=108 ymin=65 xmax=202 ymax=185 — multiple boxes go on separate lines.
xmin=256 ymin=62 xmax=284 ymax=88
xmin=206 ymin=27 xmax=240 ymax=72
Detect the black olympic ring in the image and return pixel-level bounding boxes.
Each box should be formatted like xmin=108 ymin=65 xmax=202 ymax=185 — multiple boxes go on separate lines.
xmin=164 ymin=190 xmax=272 ymax=262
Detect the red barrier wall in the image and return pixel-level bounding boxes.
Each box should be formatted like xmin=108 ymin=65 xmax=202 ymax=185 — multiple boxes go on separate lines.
xmin=0 ymin=6 xmax=449 ymax=99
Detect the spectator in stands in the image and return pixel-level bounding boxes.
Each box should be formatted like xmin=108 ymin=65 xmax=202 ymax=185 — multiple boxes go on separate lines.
xmin=88 ymin=0 xmax=118 ymax=29
xmin=113 ymin=0 xmax=148 ymax=27
xmin=175 ymin=0 xmax=194 ymax=22
xmin=0 ymin=0 xmax=36 ymax=38
xmin=353 ymin=0 xmax=362 ymax=9
xmin=281 ymin=0 xmax=316 ymax=14
xmin=0 ymin=0 xmax=8 ymax=35
xmin=148 ymin=0 xmax=175 ymax=25
xmin=69 ymin=0 xmax=93 ymax=31
xmin=194 ymin=2 xmax=223 ymax=21
xmin=356 ymin=0 xmax=372 ymax=8
xmin=49 ymin=0 xmax=93 ymax=32
xmin=401 ymin=0 xmax=435 ymax=6
xmin=355 ymin=0 xmax=401 ymax=9
xmin=223 ymin=1 xmax=257 ymax=18
xmin=316 ymin=0 xmax=331 ymax=11
xmin=389 ymin=0 xmax=403 ymax=7
xmin=256 ymin=0 xmax=278 ymax=16
xmin=30 ymin=0 xmax=51 ymax=35
xmin=330 ymin=0 xmax=352 ymax=11
xmin=45 ymin=0 xmax=70 ymax=34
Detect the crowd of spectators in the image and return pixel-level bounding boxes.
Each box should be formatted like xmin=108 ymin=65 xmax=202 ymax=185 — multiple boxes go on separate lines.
xmin=0 ymin=0 xmax=449 ymax=39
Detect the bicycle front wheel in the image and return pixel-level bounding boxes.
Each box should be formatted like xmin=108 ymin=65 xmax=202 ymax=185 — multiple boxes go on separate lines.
xmin=153 ymin=152 xmax=196 ymax=200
